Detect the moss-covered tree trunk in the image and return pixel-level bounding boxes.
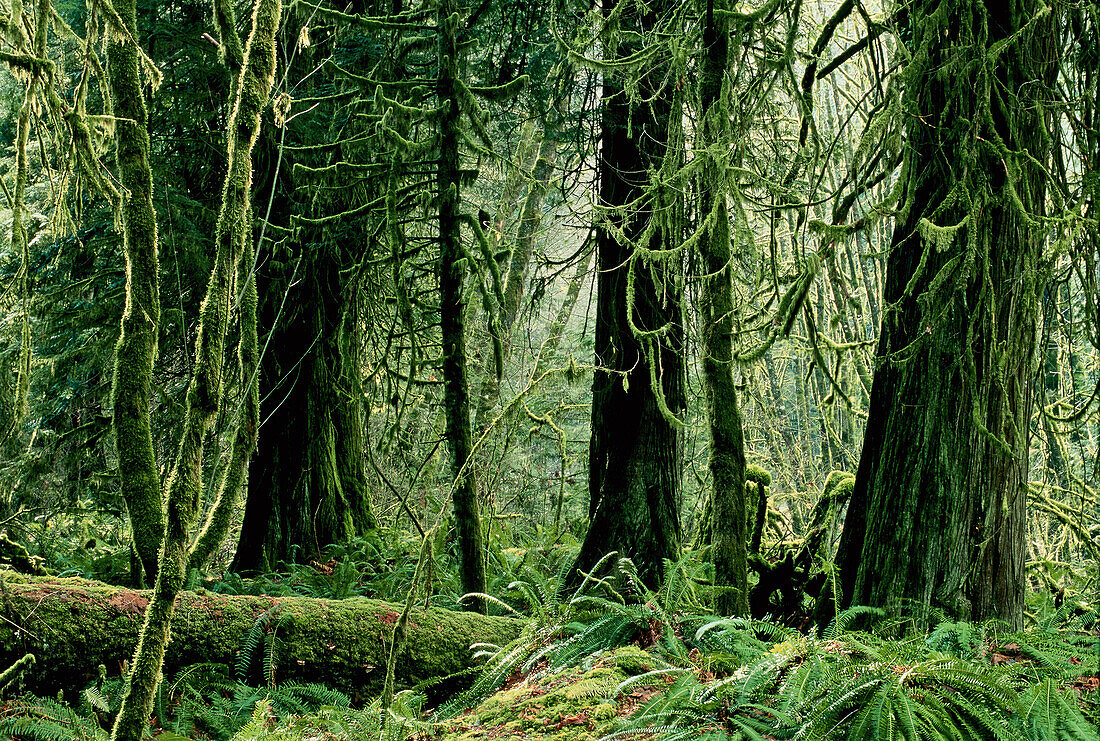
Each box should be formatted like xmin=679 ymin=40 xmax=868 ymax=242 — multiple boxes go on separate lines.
xmin=438 ymin=0 xmax=487 ymax=611
xmin=230 ymin=2 xmax=379 ymax=575
xmin=188 ymin=0 xmax=260 ymax=573
xmin=571 ymin=0 xmax=683 ymax=591
xmin=836 ymin=0 xmax=1056 ymax=628
xmin=0 ymin=571 xmax=522 ymax=698
xmin=231 ymin=245 xmax=377 ymax=575
xmin=109 ymin=0 xmax=281 ymax=737
xmin=698 ymin=0 xmax=748 ymax=619
xmin=107 ymin=0 xmax=164 ymax=585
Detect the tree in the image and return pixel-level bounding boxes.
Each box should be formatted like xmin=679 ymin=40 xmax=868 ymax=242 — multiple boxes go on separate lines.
xmin=697 ymin=0 xmax=748 ymax=618
xmin=231 ymin=1 xmax=383 ymax=574
xmin=107 ymin=0 xmax=163 ymax=584
xmin=108 ymin=0 xmax=278 ymax=734
xmin=437 ymin=0 xmax=488 ymax=610
xmin=570 ymin=0 xmax=685 ymax=591
xmin=835 ymin=0 xmax=1058 ymax=627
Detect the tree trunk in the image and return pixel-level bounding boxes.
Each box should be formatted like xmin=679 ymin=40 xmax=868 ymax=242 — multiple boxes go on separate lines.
xmin=698 ymin=0 xmax=748 ymax=618
xmin=438 ymin=0 xmax=487 ymax=611
xmin=110 ymin=1 xmax=281 ymax=737
xmin=231 ymin=4 xmax=379 ymax=575
xmin=836 ymin=0 xmax=1056 ymax=628
xmin=0 ymin=571 xmax=522 ymax=698
xmin=107 ymin=0 xmax=163 ymax=585
xmin=473 ymin=134 xmax=558 ymax=435
xmin=572 ymin=0 xmax=683 ymax=591
xmin=231 ymin=231 xmax=378 ymax=573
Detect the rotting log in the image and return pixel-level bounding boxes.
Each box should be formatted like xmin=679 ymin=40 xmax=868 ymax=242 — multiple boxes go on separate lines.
xmin=0 ymin=571 xmax=523 ymax=696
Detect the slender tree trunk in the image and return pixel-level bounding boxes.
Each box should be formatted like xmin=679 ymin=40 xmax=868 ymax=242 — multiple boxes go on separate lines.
xmin=473 ymin=136 xmax=558 ymax=434
xmin=698 ymin=0 xmax=748 ymax=618
xmin=110 ymin=0 xmax=281 ymax=736
xmin=189 ymin=0 xmax=259 ymax=573
xmin=1039 ymin=287 xmax=1068 ymax=489
xmin=108 ymin=0 xmax=163 ymax=585
xmin=836 ymin=0 xmax=1056 ymax=628
xmin=438 ymin=0 xmax=486 ymax=611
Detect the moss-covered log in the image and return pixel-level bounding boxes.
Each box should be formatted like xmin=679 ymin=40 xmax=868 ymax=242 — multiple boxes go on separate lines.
xmin=0 ymin=571 xmax=523 ymax=697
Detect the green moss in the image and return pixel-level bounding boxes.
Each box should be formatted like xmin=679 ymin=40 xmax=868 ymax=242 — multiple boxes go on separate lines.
xmin=822 ymin=470 xmax=855 ymax=500
xmin=745 ymin=463 xmax=772 ymax=487
xmin=606 ymin=645 xmax=653 ymax=675
xmin=438 ymin=646 xmax=663 ymax=740
xmin=0 ymin=570 xmax=523 ymax=697
xmin=442 ymin=663 xmax=628 ymax=740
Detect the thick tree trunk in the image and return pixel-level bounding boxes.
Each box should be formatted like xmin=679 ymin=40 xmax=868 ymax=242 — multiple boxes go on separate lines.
xmin=230 ymin=0 xmax=381 ymax=576
xmin=836 ymin=0 xmax=1056 ymax=628
xmin=231 ymin=226 xmax=378 ymax=574
xmin=572 ymin=0 xmax=683 ymax=591
xmin=0 ymin=571 xmax=522 ymax=698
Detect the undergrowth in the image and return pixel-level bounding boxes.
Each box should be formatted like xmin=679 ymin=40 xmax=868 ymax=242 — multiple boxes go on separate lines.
xmin=2 ymin=539 xmax=1096 ymax=740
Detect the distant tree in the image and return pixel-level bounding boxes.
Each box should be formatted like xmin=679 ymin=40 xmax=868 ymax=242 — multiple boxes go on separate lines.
xmin=836 ymin=0 xmax=1059 ymax=627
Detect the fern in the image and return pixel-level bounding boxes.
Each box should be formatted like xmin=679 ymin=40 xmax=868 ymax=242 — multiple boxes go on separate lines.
xmin=235 ymin=605 xmax=287 ymax=686
xmin=0 ymin=696 xmax=108 ymax=741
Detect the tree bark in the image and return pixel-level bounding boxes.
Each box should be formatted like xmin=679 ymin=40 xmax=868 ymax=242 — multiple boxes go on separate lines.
xmin=0 ymin=571 xmax=522 ymax=698
xmin=572 ymin=0 xmax=683 ymax=591
xmin=438 ymin=0 xmax=487 ymax=611
xmin=698 ymin=0 xmax=748 ymax=619
xmin=836 ymin=0 xmax=1056 ymax=629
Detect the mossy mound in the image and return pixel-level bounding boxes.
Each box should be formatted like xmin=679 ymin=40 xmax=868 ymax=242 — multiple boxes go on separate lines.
xmin=435 ymin=646 xmax=664 ymax=740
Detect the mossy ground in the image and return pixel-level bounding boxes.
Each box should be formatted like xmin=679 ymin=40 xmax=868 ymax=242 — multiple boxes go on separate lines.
xmin=427 ymin=646 xmax=669 ymax=741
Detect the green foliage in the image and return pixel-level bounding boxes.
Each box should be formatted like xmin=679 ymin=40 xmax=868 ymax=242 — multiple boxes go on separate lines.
xmin=0 ymin=695 xmax=108 ymax=740
xmin=433 ymin=567 xmax=1099 ymax=740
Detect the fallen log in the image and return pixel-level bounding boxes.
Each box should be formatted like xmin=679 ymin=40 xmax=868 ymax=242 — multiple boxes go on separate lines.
xmin=0 ymin=569 xmax=523 ymax=697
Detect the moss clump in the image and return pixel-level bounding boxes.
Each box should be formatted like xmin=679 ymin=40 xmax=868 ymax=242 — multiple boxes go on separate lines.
xmin=822 ymin=470 xmax=855 ymax=500
xmin=439 ymin=646 xmax=659 ymax=740
xmin=745 ymin=463 xmax=772 ymax=488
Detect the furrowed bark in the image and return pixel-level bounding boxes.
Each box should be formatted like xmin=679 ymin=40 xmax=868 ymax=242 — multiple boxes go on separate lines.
xmin=572 ymin=0 xmax=683 ymax=592
xmin=836 ymin=0 xmax=1056 ymax=628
